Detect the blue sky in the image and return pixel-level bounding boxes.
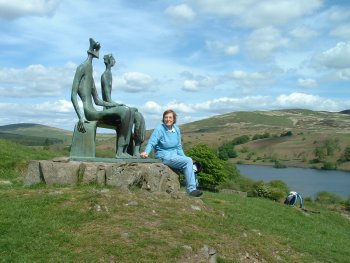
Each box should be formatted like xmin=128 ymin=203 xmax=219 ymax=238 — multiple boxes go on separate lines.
xmin=1 ymin=0 xmax=350 ymax=131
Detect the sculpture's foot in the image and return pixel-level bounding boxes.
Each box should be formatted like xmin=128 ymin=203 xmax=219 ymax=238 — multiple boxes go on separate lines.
xmin=115 ymin=152 xmax=133 ymax=159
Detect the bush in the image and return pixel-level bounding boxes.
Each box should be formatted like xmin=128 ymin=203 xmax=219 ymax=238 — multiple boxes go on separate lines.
xmin=186 ymin=144 xmax=240 ymax=186
xmin=232 ymin=135 xmax=250 ymax=145
xmin=322 ymin=161 xmax=337 ymax=170
xmin=252 ymin=133 xmax=270 ymax=140
xmin=249 ymin=180 xmax=290 ymax=202
xmin=268 ymin=180 xmax=289 ymax=194
xmin=315 ymin=191 xmax=342 ymax=205
xmin=269 ymin=187 xmax=287 ymax=202
xmin=280 ymin=131 xmax=292 ymax=137
xmin=343 ymin=146 xmax=350 ymax=161
xmin=273 ymin=160 xmax=287 ymax=168
xmin=249 ymin=181 xmax=270 ymax=198
xmin=345 ymin=196 xmax=350 ymax=212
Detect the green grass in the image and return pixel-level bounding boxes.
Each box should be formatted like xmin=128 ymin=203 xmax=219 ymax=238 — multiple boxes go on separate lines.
xmin=0 ymin=139 xmax=64 ymax=180
xmin=0 ymin=186 xmax=349 ymax=262
xmin=1 ymin=126 xmax=350 ymax=262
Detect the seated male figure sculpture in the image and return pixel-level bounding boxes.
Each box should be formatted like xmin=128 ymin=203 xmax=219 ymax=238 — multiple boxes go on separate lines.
xmin=71 ymin=38 xmax=134 ymax=158
xmin=101 ymin=53 xmax=146 ymax=156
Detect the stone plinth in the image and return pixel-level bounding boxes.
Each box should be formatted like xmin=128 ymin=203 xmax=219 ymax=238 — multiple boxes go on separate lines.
xmin=24 ymin=158 xmax=180 ymax=194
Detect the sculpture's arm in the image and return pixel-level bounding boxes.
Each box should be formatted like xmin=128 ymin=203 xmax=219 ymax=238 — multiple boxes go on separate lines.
xmin=71 ymin=67 xmax=88 ymax=132
xmin=101 ymin=74 xmax=113 ymax=103
xmin=92 ymin=82 xmax=125 ymax=107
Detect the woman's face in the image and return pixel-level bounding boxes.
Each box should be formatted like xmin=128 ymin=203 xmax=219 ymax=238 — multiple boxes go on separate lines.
xmin=163 ymin=113 xmax=174 ymax=127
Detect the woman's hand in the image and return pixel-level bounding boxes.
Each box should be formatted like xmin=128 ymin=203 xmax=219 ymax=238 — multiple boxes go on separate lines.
xmin=140 ymin=152 xmax=148 ymax=158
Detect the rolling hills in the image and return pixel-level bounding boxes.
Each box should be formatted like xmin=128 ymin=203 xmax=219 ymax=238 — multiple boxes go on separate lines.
xmin=2 ymin=109 xmax=350 ymax=170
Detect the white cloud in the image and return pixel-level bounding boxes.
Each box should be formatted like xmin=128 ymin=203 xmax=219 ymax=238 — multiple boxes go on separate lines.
xmin=330 ymin=24 xmax=350 ymax=40
xmin=206 ymin=40 xmax=240 ymax=56
xmin=337 ymin=68 xmax=350 ymax=80
xmin=0 ymin=0 xmax=60 ymax=20
xmin=142 ymin=101 xmax=162 ymax=114
xmin=314 ymin=42 xmax=350 ymax=69
xmin=192 ymin=0 xmax=323 ymax=27
xmin=327 ymin=6 xmax=350 ymax=22
xmin=114 ymin=72 xmax=157 ymax=93
xmin=193 ymin=92 xmax=349 ymax=114
xmin=33 ymin=99 xmax=73 ymax=113
xmin=183 ymin=79 xmax=199 ymax=91
xmin=0 ymin=63 xmax=75 ymax=97
xmin=165 ymin=4 xmax=196 ymax=22
xmin=289 ymin=26 xmax=318 ymax=40
xmin=275 ymin=92 xmax=342 ymax=110
xmin=298 ymin=78 xmax=317 ymax=88
xmin=229 ymin=70 xmax=273 ymax=90
xmin=181 ymin=72 xmax=222 ymax=92
xmin=246 ymin=26 xmax=290 ymax=60
xmin=166 ymin=101 xmax=195 ymax=114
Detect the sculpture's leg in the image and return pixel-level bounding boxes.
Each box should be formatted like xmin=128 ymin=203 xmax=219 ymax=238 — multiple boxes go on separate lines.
xmin=133 ymin=112 xmax=146 ymax=157
xmin=116 ymin=108 xmax=134 ymax=158
xmin=126 ymin=132 xmax=134 ymax=156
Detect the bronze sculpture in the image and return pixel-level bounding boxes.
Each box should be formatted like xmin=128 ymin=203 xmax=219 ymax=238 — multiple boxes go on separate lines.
xmin=71 ymin=38 xmax=134 ymax=158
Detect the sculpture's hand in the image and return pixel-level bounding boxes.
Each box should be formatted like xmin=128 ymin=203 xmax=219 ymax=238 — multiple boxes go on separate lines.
xmin=77 ymin=118 xmax=89 ymax=133
xmin=109 ymin=102 xmax=126 ymax=107
xmin=140 ymin=152 xmax=148 ymax=158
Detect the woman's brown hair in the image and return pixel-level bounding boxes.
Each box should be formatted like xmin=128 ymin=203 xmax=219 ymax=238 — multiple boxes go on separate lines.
xmin=162 ymin=109 xmax=177 ymax=124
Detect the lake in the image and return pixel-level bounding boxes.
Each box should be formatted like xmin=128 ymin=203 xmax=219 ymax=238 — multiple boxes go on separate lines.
xmin=236 ymin=164 xmax=350 ymax=199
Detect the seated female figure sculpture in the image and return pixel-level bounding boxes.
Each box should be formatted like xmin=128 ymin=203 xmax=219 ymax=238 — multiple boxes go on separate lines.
xmin=101 ymin=53 xmax=146 ymax=156
xmin=71 ymin=38 xmax=134 ymax=158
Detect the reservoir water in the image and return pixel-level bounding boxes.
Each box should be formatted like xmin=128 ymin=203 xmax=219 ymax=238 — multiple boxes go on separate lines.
xmin=236 ymin=164 xmax=350 ymax=199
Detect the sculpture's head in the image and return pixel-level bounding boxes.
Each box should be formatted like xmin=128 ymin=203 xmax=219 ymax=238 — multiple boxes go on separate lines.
xmin=87 ymin=38 xmax=101 ymax=58
xmin=103 ymin=53 xmax=115 ymax=67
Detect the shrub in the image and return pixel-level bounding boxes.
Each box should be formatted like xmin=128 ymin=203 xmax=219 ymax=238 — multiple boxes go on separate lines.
xmin=345 ymin=196 xmax=350 ymax=212
xmin=273 ymin=160 xmax=287 ymax=168
xmin=342 ymin=146 xmax=350 ymax=161
xmin=269 ymin=188 xmax=287 ymax=202
xmin=186 ymin=144 xmax=240 ymax=186
xmin=315 ymin=191 xmax=342 ymax=205
xmin=232 ymin=135 xmax=250 ymax=145
xmin=249 ymin=180 xmax=290 ymax=202
xmin=322 ymin=161 xmax=337 ymax=170
xmin=249 ymin=181 xmax=270 ymax=198
xmin=268 ymin=180 xmax=289 ymax=194
xmin=252 ymin=133 xmax=270 ymax=140
xmin=267 ymin=180 xmax=289 ymax=201
xmin=280 ymin=131 xmax=292 ymax=137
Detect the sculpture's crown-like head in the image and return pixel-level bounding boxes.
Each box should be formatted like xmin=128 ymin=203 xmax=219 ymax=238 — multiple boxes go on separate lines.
xmin=87 ymin=38 xmax=101 ymax=58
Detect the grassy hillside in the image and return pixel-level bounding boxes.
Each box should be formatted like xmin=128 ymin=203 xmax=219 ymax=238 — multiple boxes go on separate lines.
xmin=2 ymin=109 xmax=350 ymax=169
xmin=0 ymin=123 xmax=72 ymax=145
xmin=0 ymin=139 xmax=66 ymax=180
xmin=0 ymin=186 xmax=349 ymax=262
xmin=0 ymin=133 xmax=349 ymax=262
xmin=179 ymin=109 xmax=350 ymax=171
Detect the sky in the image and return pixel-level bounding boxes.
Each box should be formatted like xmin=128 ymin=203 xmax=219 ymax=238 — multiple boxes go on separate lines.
xmin=1 ymin=0 xmax=350 ymax=131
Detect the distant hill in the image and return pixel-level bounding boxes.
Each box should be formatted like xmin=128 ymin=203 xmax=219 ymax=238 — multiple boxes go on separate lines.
xmin=177 ymin=109 xmax=350 ymax=171
xmin=2 ymin=110 xmax=350 ymax=171
xmin=0 ymin=123 xmax=72 ymax=146
xmin=339 ymin=109 xmax=350 ymax=114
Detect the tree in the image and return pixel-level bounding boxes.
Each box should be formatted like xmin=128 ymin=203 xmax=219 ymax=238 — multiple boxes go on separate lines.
xmin=314 ymin=147 xmax=326 ymax=161
xmin=343 ymin=146 xmax=350 ymax=161
xmin=43 ymin=138 xmax=50 ymax=150
xmin=186 ymin=144 xmax=239 ymax=186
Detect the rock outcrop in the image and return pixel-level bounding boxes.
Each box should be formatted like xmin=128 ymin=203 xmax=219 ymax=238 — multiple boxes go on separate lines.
xmin=24 ymin=159 xmax=180 ymax=194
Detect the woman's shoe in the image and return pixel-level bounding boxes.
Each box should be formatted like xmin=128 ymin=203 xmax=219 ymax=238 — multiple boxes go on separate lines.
xmin=189 ymin=190 xmax=203 ymax=197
